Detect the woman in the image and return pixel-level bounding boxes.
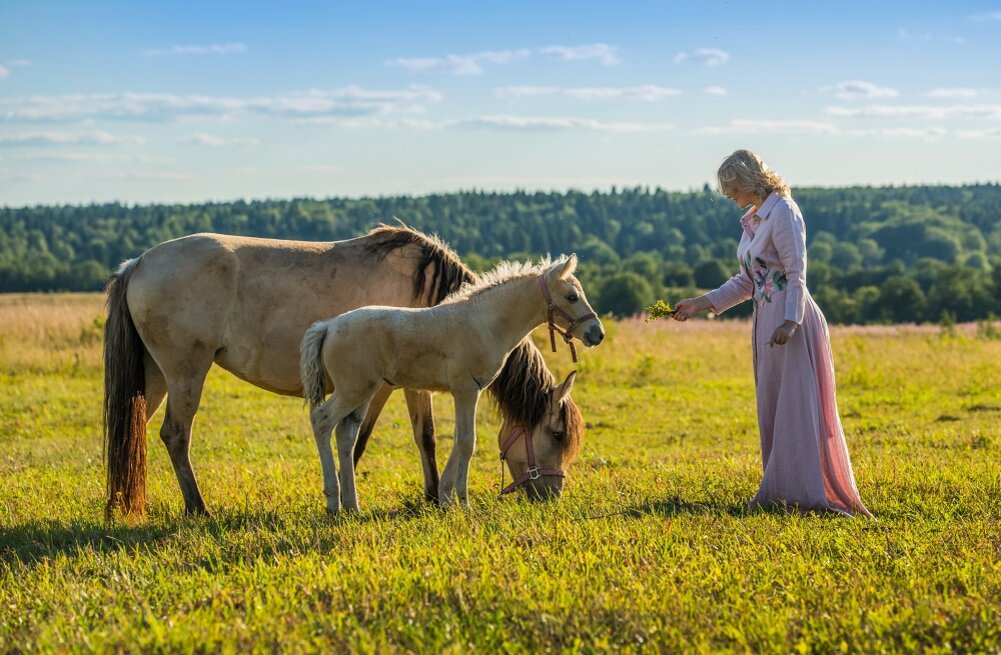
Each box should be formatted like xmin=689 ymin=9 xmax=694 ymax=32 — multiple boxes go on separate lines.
xmin=673 ymin=150 xmax=872 ymax=517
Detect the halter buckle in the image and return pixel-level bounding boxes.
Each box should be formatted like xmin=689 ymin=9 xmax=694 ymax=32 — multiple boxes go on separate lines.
xmin=527 ymin=467 xmax=541 ymax=481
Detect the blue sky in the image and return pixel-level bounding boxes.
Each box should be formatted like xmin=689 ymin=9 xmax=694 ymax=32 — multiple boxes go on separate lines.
xmin=1 ymin=0 xmax=1000 ymax=206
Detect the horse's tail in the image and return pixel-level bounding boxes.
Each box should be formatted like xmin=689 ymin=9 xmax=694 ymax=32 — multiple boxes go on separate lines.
xmin=103 ymin=259 xmax=148 ymax=521
xmin=300 ymin=321 xmax=330 ymax=409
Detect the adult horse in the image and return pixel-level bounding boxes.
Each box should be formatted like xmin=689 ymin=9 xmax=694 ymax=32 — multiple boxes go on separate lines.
xmin=104 ymin=225 xmax=586 ymax=519
xmin=301 ymin=255 xmax=603 ymax=512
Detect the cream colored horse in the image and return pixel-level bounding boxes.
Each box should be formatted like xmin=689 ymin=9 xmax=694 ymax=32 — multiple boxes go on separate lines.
xmin=300 ymin=255 xmax=604 ymax=512
xmin=104 ymin=226 xmax=589 ymax=519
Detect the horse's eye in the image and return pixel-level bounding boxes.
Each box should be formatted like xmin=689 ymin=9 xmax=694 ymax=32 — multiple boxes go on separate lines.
xmin=567 ymin=292 xmax=579 ymax=303
xmin=552 ymin=430 xmax=565 ymax=442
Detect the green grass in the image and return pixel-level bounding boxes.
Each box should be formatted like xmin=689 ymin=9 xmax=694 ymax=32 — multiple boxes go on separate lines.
xmin=1 ymin=295 xmax=1000 ymax=653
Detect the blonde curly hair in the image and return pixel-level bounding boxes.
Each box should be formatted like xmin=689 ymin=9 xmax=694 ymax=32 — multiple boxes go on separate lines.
xmin=716 ymin=149 xmax=790 ymax=200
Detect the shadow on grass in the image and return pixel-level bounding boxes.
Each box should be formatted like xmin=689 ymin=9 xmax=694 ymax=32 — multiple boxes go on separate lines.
xmin=601 ymin=495 xmax=865 ymax=520
xmin=0 ymin=518 xmax=176 ymax=568
xmin=0 ymin=498 xmax=443 ymax=570
xmin=614 ymin=495 xmax=750 ymax=519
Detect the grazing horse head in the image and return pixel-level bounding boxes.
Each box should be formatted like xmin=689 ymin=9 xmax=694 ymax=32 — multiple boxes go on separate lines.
xmin=497 ymin=370 xmax=583 ymax=500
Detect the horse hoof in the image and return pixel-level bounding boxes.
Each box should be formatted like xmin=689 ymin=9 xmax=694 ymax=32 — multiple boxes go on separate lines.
xmin=185 ymin=506 xmax=212 ymax=519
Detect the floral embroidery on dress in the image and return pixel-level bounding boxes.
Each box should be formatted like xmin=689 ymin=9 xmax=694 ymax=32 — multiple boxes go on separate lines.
xmin=751 ymin=256 xmax=787 ymax=303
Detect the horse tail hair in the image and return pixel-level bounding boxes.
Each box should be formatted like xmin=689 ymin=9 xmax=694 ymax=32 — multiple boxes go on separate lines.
xmin=103 ymin=258 xmax=148 ymax=521
xmin=300 ymin=321 xmax=330 ymax=409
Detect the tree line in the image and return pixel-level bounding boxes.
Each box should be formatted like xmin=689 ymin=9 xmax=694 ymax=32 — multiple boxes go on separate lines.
xmin=2 ymin=184 xmax=999 ymax=324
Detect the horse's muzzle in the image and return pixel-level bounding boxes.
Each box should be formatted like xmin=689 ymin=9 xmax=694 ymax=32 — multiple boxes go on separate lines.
xmin=583 ymin=323 xmax=605 ymax=347
xmin=524 ymin=477 xmax=564 ymax=502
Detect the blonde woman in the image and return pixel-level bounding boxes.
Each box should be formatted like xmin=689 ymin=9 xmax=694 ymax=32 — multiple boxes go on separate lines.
xmin=673 ymin=150 xmax=872 ymax=517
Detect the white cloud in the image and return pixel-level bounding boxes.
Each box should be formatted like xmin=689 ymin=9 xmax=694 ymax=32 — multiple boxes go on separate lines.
xmin=538 ymin=43 xmax=620 ymax=66
xmin=970 ymin=11 xmax=1001 ymax=21
xmin=926 ymin=87 xmax=978 ymax=98
xmin=493 ymin=86 xmax=560 ymax=98
xmin=827 ymin=104 xmax=1001 ymax=120
xmin=827 ymin=80 xmax=899 ymax=100
xmin=389 ymin=49 xmax=530 ymax=75
xmin=0 ymin=66 xmax=8 ymax=80
xmin=389 ymin=43 xmax=619 ymax=74
xmin=6 ymin=59 xmax=31 ymax=67
xmin=178 ymin=133 xmax=260 ymax=147
xmin=298 ymin=164 xmax=341 ymax=173
xmin=142 ymin=42 xmax=247 ymax=57
xmin=898 ymin=27 xmax=965 ymax=44
xmin=0 ymin=130 xmax=145 ymax=147
xmin=699 ymin=119 xmax=839 ymax=135
xmin=90 ymin=171 xmax=198 ymax=181
xmin=448 ymin=115 xmax=673 ymax=133
xmin=494 ymin=84 xmax=680 ymax=101
xmin=698 ymin=119 xmax=949 ymax=140
xmin=292 ymin=116 xmax=385 ymax=128
xmin=12 ymin=152 xmax=171 ymax=163
xmin=844 ymin=126 xmax=947 ymax=140
xmin=674 ymin=48 xmax=729 ymax=66
xmin=704 ymin=86 xmax=727 ymax=96
xmin=0 ymin=86 xmax=442 ymax=123
xmin=957 ymin=127 xmax=1001 ymax=139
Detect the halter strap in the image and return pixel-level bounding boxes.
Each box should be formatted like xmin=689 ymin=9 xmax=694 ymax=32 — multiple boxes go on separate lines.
xmin=499 ymin=425 xmax=566 ymax=496
xmin=536 ymin=274 xmax=597 ymax=364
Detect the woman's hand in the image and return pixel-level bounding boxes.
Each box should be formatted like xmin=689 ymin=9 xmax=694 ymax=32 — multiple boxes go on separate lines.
xmin=672 ymin=296 xmax=713 ymax=321
xmin=769 ymin=320 xmax=799 ymax=346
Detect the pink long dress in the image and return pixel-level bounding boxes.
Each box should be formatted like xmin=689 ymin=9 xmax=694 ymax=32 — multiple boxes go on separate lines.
xmin=706 ymin=192 xmax=872 ymax=517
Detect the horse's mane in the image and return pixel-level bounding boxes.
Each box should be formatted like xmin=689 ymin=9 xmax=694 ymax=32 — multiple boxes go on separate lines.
xmin=361 ymin=225 xmax=583 ymax=460
xmin=489 ymin=337 xmax=584 ymax=463
xmin=440 ymin=255 xmax=570 ymax=305
xmin=364 ymin=223 xmax=473 ymax=305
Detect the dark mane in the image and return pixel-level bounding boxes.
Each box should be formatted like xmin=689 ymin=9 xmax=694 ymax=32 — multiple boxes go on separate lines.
xmin=363 ymin=223 xmax=473 ymax=304
xmin=489 ymin=338 xmax=584 ymax=461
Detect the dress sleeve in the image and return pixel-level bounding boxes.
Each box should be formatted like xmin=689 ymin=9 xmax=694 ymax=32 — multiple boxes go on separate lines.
xmin=705 ymin=271 xmax=753 ymax=314
xmin=771 ymin=202 xmax=807 ymax=324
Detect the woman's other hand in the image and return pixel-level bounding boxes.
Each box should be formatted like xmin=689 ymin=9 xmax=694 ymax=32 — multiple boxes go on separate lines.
xmin=769 ymin=320 xmax=799 ymax=346
xmin=672 ymin=296 xmax=713 ymax=321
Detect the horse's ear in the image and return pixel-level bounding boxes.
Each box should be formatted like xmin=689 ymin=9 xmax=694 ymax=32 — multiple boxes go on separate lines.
xmin=558 ymin=254 xmax=577 ymax=280
xmin=554 ymin=370 xmax=576 ymax=405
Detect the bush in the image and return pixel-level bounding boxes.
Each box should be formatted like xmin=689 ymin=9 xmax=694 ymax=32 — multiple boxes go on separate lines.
xmin=596 ymin=272 xmax=656 ymax=317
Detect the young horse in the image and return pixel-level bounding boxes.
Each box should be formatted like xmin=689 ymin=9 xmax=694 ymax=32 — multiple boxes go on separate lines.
xmin=300 ymin=256 xmax=603 ymax=512
xmin=104 ymin=226 xmax=588 ymax=519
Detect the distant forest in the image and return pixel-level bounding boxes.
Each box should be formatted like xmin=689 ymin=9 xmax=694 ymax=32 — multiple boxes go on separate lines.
xmin=2 ymin=184 xmax=1000 ymax=324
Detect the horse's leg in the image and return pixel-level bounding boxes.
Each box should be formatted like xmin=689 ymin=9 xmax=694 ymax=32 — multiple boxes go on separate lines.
xmin=353 ymin=383 xmax=393 ymax=466
xmin=404 ymin=389 xmax=439 ymax=503
xmin=310 ymin=391 xmax=372 ymax=514
xmin=439 ymin=387 xmax=479 ymax=507
xmin=160 ymin=366 xmax=212 ymax=516
xmin=310 ymin=393 xmax=343 ymax=515
xmin=335 ymin=397 xmax=374 ymax=513
xmin=144 ymin=351 xmax=167 ymax=422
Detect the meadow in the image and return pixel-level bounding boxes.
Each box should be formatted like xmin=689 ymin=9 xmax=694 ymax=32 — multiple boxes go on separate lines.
xmin=1 ymin=293 xmax=999 ymax=653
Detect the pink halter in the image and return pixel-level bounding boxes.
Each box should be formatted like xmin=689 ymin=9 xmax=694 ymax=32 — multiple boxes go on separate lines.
xmin=498 ymin=425 xmax=566 ymax=495
xmin=536 ymin=274 xmax=596 ymax=364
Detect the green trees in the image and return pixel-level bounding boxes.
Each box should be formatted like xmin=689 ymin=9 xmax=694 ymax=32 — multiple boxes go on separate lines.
xmin=1 ymin=183 xmax=999 ymax=323
xmin=596 ymin=273 xmax=655 ymax=317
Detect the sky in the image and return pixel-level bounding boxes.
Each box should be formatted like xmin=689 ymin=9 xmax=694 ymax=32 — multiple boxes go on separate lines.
xmin=1 ymin=0 xmax=1000 ymax=207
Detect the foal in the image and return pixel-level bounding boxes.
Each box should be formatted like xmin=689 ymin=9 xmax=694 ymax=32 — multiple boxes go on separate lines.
xmin=300 ymin=255 xmax=604 ymax=513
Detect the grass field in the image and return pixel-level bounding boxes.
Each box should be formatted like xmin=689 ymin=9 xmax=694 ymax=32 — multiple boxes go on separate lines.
xmin=1 ymin=293 xmax=999 ymax=653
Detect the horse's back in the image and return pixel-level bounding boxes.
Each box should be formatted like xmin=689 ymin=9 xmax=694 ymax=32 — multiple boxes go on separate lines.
xmin=124 ymin=232 xmax=421 ymax=395
xmin=319 ymin=304 xmax=464 ymax=392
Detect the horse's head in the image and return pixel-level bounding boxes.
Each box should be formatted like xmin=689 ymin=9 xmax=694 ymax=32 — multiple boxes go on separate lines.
xmin=498 ymin=371 xmax=583 ymax=501
xmin=541 ymin=255 xmax=605 ymax=347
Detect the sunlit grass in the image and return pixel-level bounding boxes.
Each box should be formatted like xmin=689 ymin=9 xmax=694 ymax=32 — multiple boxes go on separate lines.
xmin=1 ymin=295 xmax=999 ymax=653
